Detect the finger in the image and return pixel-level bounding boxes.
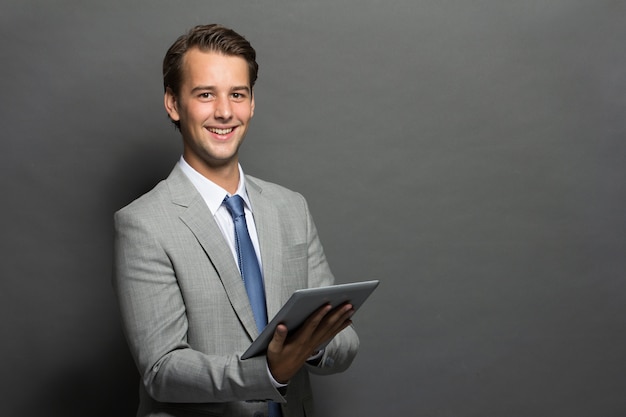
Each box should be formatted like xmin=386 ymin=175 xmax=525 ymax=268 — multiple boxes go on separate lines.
xmin=294 ymin=304 xmax=333 ymax=340
xmin=322 ymin=318 xmax=353 ymax=343
xmin=267 ymin=323 xmax=289 ymax=354
xmin=320 ymin=304 xmax=354 ymax=332
xmin=310 ymin=307 xmax=354 ymax=345
xmin=330 ymin=303 xmax=354 ymax=319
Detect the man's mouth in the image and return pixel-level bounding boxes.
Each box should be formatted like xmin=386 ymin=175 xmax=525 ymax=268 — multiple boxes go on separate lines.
xmin=207 ymin=127 xmax=234 ymax=135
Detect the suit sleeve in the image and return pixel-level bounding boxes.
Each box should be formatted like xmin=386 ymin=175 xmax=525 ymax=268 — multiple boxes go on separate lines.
xmin=113 ymin=207 xmax=285 ymax=404
xmin=297 ymin=194 xmax=360 ymax=375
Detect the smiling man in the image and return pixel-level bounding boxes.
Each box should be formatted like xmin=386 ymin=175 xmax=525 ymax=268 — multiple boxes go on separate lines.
xmin=113 ymin=24 xmax=359 ymax=417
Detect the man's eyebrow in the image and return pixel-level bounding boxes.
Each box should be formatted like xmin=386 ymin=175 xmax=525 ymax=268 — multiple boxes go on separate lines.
xmin=231 ymin=85 xmax=251 ymax=94
xmin=190 ymin=85 xmax=215 ymax=93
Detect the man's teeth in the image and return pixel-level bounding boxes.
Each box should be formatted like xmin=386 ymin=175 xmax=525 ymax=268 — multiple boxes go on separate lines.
xmin=209 ymin=127 xmax=234 ymax=135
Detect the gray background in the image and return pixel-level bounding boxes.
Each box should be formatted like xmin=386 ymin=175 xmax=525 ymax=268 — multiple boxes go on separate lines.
xmin=1 ymin=1 xmax=625 ymax=416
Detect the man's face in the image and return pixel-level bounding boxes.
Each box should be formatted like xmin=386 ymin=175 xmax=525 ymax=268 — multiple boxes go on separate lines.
xmin=165 ymin=48 xmax=255 ymax=174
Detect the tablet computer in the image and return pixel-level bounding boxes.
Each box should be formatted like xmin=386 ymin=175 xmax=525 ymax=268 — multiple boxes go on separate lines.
xmin=241 ymin=280 xmax=379 ymax=360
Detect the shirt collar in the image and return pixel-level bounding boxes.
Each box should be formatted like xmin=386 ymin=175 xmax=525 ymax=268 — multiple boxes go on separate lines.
xmin=178 ymin=156 xmax=252 ymax=215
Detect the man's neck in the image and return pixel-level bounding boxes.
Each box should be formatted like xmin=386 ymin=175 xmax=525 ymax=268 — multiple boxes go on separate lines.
xmin=183 ymin=155 xmax=240 ymax=194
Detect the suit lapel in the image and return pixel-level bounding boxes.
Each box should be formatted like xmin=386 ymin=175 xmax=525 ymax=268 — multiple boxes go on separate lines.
xmin=246 ymin=176 xmax=285 ymax=321
xmin=166 ymin=165 xmax=260 ymax=340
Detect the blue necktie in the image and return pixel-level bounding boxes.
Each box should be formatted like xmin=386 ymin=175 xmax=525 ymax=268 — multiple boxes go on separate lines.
xmin=223 ymin=195 xmax=283 ymax=417
xmin=223 ymin=195 xmax=268 ymax=331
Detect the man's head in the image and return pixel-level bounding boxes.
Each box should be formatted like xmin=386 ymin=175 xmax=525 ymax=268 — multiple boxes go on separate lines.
xmin=163 ymin=24 xmax=258 ymax=129
xmin=162 ymin=24 xmax=257 ymax=179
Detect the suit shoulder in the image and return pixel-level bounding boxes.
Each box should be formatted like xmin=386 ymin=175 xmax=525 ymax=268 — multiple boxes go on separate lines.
xmin=246 ymin=175 xmax=307 ymax=204
xmin=115 ymin=178 xmax=170 ymax=218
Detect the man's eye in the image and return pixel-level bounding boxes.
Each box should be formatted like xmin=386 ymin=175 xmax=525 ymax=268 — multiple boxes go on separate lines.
xmin=199 ymin=93 xmax=213 ymax=99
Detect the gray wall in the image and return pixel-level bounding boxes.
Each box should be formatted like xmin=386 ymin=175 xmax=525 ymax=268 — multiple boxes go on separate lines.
xmin=1 ymin=1 xmax=625 ymax=416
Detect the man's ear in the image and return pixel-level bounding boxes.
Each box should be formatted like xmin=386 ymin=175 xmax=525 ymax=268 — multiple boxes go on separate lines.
xmin=164 ymin=87 xmax=180 ymax=122
xmin=250 ymin=91 xmax=255 ymax=118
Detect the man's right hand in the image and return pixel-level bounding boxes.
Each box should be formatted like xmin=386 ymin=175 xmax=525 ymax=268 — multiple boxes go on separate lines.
xmin=266 ymin=302 xmax=354 ymax=384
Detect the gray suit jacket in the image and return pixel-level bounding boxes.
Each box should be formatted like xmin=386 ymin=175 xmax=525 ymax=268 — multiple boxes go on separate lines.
xmin=113 ymin=164 xmax=359 ymax=417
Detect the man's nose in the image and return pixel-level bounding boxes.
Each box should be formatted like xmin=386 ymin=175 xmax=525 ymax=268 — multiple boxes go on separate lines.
xmin=214 ymin=97 xmax=232 ymax=120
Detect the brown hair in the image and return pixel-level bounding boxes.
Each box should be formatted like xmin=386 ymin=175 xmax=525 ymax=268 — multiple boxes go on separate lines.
xmin=163 ymin=23 xmax=259 ymax=96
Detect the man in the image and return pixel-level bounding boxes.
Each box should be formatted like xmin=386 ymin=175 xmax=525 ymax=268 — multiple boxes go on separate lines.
xmin=113 ymin=24 xmax=359 ymax=417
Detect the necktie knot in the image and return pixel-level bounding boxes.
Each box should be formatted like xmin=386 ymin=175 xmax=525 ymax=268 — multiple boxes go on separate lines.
xmin=223 ymin=195 xmax=246 ymax=219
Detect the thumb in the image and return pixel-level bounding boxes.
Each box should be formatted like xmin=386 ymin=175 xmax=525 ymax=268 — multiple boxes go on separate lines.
xmin=268 ymin=324 xmax=288 ymax=353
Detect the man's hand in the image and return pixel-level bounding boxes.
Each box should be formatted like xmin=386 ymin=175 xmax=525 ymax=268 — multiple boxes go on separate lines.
xmin=266 ymin=302 xmax=354 ymax=384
